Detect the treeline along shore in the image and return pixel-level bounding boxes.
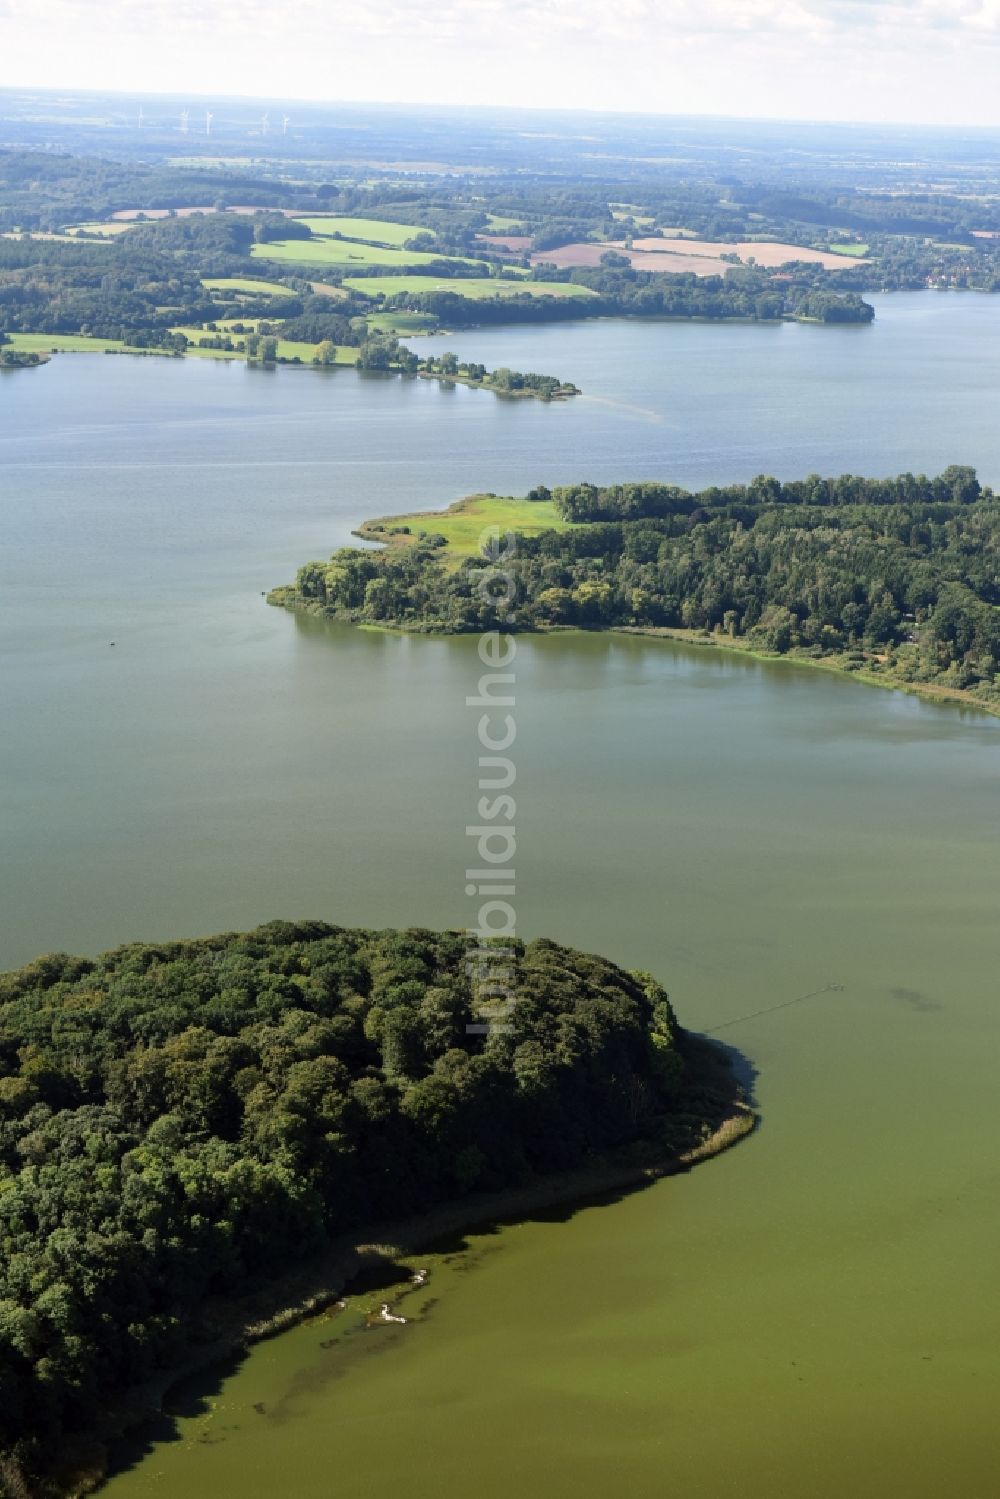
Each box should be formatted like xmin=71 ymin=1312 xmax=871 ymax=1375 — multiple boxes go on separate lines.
xmin=0 ymin=922 xmax=747 ymax=1496
xmin=271 ymin=465 xmax=1000 ymax=716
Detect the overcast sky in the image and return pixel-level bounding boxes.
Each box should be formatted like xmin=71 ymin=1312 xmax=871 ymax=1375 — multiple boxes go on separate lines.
xmin=2 ymin=0 xmax=1000 ymax=128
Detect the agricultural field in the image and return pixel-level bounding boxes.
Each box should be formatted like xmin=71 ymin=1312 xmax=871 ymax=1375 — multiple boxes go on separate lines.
xmin=6 ymin=332 xmax=127 ymax=353
xmin=359 ymin=493 xmax=572 ymax=560
xmin=66 ymin=220 xmax=136 ymax=236
xmin=169 ymin=327 xmax=359 ymax=364
xmin=274 ymin=339 xmax=357 ymax=364
xmin=252 ymin=239 xmax=485 ymax=269
xmin=611 ymin=206 xmax=655 ymax=226
xmin=345 ymin=274 xmax=596 ymax=300
xmin=367 ymin=310 xmax=439 ymax=334
xmin=532 ymin=237 xmax=868 ymax=273
xmin=484 ymin=213 xmax=525 ymax=230
xmin=202 ymin=276 xmax=294 ymax=296
xmin=829 ymin=242 xmax=870 ymax=256
xmin=475 ymin=233 xmax=533 ymax=252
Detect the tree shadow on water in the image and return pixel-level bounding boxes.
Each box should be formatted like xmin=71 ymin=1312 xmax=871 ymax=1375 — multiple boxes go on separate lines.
xmin=105 ymin=1033 xmax=756 ymax=1483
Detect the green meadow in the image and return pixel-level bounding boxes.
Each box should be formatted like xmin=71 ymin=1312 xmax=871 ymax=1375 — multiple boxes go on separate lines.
xmin=345 ymin=274 xmax=596 ymax=300
xmin=202 ymin=277 xmax=293 ymax=296
xmin=359 ymin=493 xmax=571 ymax=560
xmin=367 ymin=310 xmax=440 ymax=334
xmin=829 ymin=242 xmax=870 ymax=256
xmin=169 ymin=328 xmax=359 ymax=364
xmin=252 ymin=240 xmax=486 ymax=269
xmin=6 ymin=332 xmax=127 ymax=353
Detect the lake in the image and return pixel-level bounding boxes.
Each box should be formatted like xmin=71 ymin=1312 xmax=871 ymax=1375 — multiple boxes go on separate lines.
xmin=2 ymin=292 xmax=999 ymax=1497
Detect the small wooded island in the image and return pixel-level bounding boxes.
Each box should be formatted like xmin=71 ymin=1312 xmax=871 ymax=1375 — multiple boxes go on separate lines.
xmin=0 ymin=922 xmax=748 ymax=1496
xmin=271 ymin=465 xmax=1000 ymax=715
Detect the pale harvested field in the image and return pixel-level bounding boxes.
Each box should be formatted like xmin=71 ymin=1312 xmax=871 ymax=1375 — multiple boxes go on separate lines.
xmin=629 ymin=236 xmax=868 ymax=270
xmin=528 ymin=243 xmax=728 ymax=276
xmin=532 ymin=237 xmax=867 ymax=274
xmin=530 ymin=242 xmax=612 ymax=268
xmin=627 ymin=251 xmax=739 ymax=275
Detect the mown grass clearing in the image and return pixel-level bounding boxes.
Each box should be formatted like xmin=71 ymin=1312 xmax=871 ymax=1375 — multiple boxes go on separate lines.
xmin=252 ymin=240 xmax=485 ymax=269
xmin=169 ymin=328 xmax=359 ymax=364
xmin=6 ymin=332 xmax=127 ymax=353
xmin=345 ymin=274 xmax=596 ymax=300
xmin=358 ymin=494 xmax=570 ymax=560
xmin=485 ymin=213 xmax=525 ymax=231
xmin=202 ymin=276 xmax=294 ymax=296
xmin=278 ymin=340 xmax=358 ymax=364
xmin=173 ymin=344 xmax=243 ymax=360
xmin=367 ymin=310 xmax=439 ymax=334
xmin=829 ymin=242 xmax=870 ymax=256
xmin=291 ymin=216 xmax=424 ymax=245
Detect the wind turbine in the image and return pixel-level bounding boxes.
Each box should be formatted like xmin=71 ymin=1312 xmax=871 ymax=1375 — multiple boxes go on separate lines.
xmin=180 ymin=109 xmax=189 ymax=135
xmin=282 ymin=114 xmax=290 ymax=136
xmin=261 ymin=112 xmax=270 ymax=136
xmin=137 ymin=104 xmax=144 ymax=130
xmin=205 ymin=110 xmax=214 ymax=137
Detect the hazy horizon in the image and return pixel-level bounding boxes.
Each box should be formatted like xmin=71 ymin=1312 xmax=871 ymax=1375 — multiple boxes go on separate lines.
xmin=5 ymin=85 xmax=1000 ymax=145
xmin=2 ymin=0 xmax=1000 ymax=131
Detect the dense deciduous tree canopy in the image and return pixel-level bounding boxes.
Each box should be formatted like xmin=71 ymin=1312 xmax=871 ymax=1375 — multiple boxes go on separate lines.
xmin=0 ymin=922 xmax=729 ymax=1489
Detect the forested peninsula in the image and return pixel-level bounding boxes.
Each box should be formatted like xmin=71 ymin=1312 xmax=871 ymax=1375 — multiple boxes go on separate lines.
xmin=0 ymin=922 xmax=746 ymax=1496
xmin=272 ymin=465 xmax=1000 ymax=715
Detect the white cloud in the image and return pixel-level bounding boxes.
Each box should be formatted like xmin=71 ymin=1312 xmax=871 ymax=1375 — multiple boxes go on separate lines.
xmin=2 ymin=0 xmax=1000 ymax=123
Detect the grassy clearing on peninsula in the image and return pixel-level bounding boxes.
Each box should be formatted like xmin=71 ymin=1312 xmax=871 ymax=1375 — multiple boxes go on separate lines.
xmin=169 ymin=328 xmax=360 ymax=364
xmin=358 ymin=493 xmax=571 ymax=560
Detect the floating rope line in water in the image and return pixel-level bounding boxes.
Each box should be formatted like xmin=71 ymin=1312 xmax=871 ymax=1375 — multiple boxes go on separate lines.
xmin=705 ymin=983 xmax=845 ymax=1035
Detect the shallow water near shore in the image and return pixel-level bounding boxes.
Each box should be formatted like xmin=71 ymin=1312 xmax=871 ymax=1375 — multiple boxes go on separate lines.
xmin=3 ymin=293 xmax=1000 ymax=1496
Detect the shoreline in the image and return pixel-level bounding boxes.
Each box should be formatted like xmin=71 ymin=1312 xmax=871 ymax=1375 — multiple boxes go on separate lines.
xmin=269 ymin=583 xmax=1000 ymax=722
xmin=61 ymin=1104 xmax=754 ymax=1497
xmin=612 ymin=625 xmax=1000 ymax=720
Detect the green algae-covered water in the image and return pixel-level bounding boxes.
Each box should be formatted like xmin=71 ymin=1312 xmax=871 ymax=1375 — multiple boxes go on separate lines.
xmin=97 ymin=628 xmax=1000 ymax=1499
xmin=3 ymin=295 xmax=999 ymax=1496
